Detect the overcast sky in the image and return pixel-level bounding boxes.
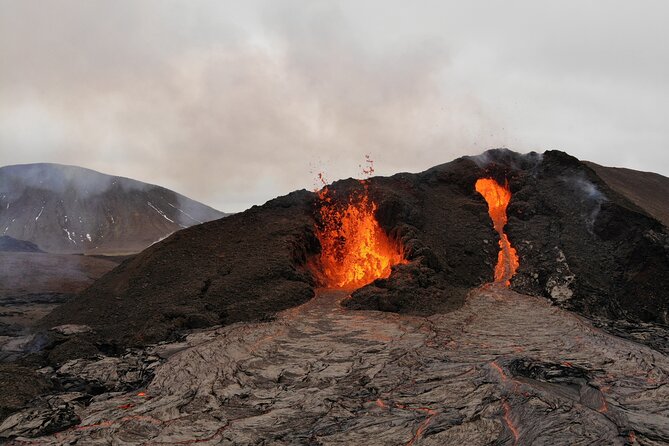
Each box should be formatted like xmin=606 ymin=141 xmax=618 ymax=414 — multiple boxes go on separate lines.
xmin=1 ymin=1 xmax=667 ymax=212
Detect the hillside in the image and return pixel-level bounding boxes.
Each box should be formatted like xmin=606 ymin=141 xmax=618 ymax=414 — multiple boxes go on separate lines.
xmin=585 ymin=161 xmax=669 ymax=227
xmin=0 ymin=163 xmax=227 ymax=254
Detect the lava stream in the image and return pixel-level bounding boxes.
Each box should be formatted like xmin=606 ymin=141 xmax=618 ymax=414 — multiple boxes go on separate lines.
xmin=475 ymin=178 xmax=519 ymax=286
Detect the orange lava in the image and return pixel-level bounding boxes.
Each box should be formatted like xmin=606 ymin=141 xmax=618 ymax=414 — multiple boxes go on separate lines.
xmin=375 ymin=399 xmax=388 ymax=410
xmin=491 ymin=360 xmax=508 ymax=382
xmin=312 ymin=182 xmax=405 ymax=289
xmin=502 ymin=400 xmax=520 ymax=444
xmin=598 ymin=397 xmax=609 ymax=413
xmin=475 ymin=178 xmax=519 ymax=286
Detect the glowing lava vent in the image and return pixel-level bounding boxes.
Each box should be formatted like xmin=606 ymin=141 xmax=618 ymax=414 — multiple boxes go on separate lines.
xmin=311 ymin=182 xmax=405 ymax=289
xmin=475 ymin=178 xmax=519 ymax=286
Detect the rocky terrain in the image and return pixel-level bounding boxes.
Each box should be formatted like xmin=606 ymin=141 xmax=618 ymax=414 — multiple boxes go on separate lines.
xmin=0 ymin=149 xmax=667 ymax=444
xmin=0 ymin=163 xmax=227 ymax=254
xmin=1 ymin=286 xmax=667 ymax=444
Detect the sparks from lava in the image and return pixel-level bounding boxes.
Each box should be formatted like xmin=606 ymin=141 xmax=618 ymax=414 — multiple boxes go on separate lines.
xmin=311 ymin=162 xmax=405 ymax=289
xmin=475 ymin=178 xmax=519 ymax=286
xmin=360 ymin=154 xmax=375 ymax=176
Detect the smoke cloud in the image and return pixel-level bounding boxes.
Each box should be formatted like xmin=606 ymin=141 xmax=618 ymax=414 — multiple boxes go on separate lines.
xmin=1 ymin=1 xmax=668 ymax=212
xmin=562 ymin=174 xmax=608 ymax=232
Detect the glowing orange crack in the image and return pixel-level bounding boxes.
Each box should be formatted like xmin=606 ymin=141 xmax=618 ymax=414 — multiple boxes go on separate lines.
xmin=502 ymin=400 xmax=520 ymax=444
xmin=490 ymin=360 xmax=508 ymax=382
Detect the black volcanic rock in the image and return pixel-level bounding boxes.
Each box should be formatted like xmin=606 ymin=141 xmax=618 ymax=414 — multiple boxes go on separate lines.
xmin=39 ymin=164 xmax=497 ymax=355
xmin=0 ymin=364 xmax=53 ymax=422
xmin=0 ymin=236 xmax=43 ymax=253
xmin=0 ymin=163 xmax=227 ymax=254
xmin=37 ymin=150 xmax=669 ymax=358
xmin=5 ymin=150 xmax=669 ymax=442
xmin=499 ymin=150 xmax=669 ymax=325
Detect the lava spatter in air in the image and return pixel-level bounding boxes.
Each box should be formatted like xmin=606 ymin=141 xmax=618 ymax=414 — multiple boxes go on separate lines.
xmin=475 ymin=178 xmax=519 ymax=286
xmin=311 ymin=164 xmax=405 ymax=289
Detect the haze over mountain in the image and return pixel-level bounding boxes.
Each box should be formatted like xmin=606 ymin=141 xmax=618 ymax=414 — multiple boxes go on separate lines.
xmin=0 ymin=163 xmax=228 ymax=254
xmin=0 ymin=235 xmax=43 ymax=253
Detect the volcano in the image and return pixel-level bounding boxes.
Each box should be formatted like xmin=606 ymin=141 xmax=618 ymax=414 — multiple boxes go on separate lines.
xmin=1 ymin=150 xmax=668 ymax=444
xmin=36 ymin=150 xmax=669 ymax=351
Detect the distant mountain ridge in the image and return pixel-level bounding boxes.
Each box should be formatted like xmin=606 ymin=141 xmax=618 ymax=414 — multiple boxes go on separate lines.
xmin=0 ymin=163 xmax=227 ymax=254
xmin=0 ymin=235 xmax=44 ymax=253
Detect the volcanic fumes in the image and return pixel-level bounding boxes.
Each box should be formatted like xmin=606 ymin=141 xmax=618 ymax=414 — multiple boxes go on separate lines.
xmin=311 ymin=182 xmax=405 ymax=289
xmin=475 ymin=178 xmax=519 ymax=286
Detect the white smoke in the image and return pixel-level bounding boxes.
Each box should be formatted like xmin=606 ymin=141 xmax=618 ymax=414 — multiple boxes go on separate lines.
xmin=564 ymin=174 xmax=607 ymax=232
xmin=468 ymin=148 xmax=544 ymax=171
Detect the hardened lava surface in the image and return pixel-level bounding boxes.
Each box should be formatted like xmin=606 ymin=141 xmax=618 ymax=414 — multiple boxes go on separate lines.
xmin=4 ymin=287 xmax=667 ymax=445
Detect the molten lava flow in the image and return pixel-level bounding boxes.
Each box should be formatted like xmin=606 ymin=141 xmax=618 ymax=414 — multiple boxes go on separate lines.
xmin=475 ymin=178 xmax=519 ymax=286
xmin=312 ymin=184 xmax=404 ymax=289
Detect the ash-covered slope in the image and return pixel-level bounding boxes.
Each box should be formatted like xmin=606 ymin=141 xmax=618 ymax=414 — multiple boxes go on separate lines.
xmin=0 ymin=163 xmax=227 ymax=254
xmin=349 ymin=150 xmax=669 ymax=329
xmin=39 ymin=191 xmax=318 ymax=352
xmin=585 ymin=161 xmax=669 ymax=227
xmin=39 ymin=150 xmax=669 ymax=358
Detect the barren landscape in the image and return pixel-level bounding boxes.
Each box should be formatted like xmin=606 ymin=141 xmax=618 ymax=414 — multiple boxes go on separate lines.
xmin=2 ymin=286 xmax=667 ymax=444
xmin=1 ymin=150 xmax=668 ymax=445
xmin=2 ymin=3 xmax=669 ymax=444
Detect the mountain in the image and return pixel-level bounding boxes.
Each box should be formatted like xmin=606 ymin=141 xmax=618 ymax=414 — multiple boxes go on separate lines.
xmin=0 ymin=236 xmax=43 ymax=253
xmin=38 ymin=150 xmax=669 ymax=354
xmin=0 ymin=163 xmax=228 ymax=254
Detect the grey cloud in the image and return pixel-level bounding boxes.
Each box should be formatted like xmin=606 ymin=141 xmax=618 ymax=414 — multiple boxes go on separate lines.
xmin=1 ymin=1 xmax=667 ymax=212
